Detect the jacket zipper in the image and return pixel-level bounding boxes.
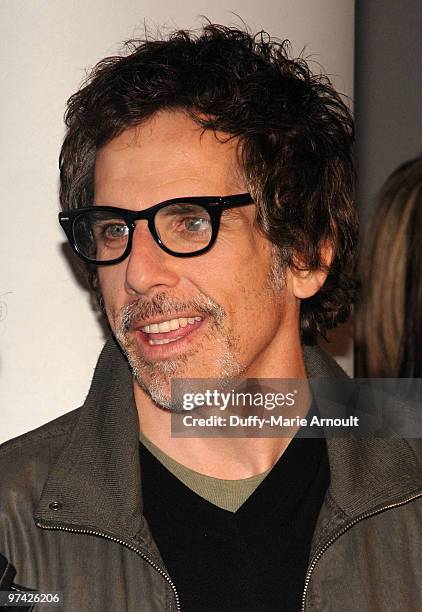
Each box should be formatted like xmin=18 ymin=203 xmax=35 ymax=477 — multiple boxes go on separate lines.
xmin=301 ymin=490 xmax=422 ymax=611
xmin=35 ymin=521 xmax=181 ymax=611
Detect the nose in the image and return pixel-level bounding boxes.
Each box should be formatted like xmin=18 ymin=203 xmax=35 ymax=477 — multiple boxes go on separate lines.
xmin=124 ymin=221 xmax=180 ymax=295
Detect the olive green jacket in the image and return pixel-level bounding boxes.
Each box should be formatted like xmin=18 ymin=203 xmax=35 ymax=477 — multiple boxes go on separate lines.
xmin=1 ymin=337 xmax=421 ymax=611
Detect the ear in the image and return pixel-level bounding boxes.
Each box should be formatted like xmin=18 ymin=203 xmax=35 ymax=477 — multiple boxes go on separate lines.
xmin=291 ymin=244 xmax=333 ymax=299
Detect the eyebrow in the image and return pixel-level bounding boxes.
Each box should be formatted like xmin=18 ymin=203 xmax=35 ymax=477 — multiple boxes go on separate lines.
xmin=157 ymin=203 xmax=211 ymax=215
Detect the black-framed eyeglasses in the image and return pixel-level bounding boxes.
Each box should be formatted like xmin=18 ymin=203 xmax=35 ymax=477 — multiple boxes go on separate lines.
xmin=59 ymin=193 xmax=253 ymax=265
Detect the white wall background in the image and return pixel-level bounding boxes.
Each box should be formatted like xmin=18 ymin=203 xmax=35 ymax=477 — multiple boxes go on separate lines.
xmin=0 ymin=0 xmax=354 ymax=444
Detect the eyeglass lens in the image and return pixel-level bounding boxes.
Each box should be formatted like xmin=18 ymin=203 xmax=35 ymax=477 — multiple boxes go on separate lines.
xmin=72 ymin=203 xmax=213 ymax=262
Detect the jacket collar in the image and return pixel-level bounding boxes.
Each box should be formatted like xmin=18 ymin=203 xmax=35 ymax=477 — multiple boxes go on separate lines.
xmin=304 ymin=345 xmax=422 ymax=518
xmin=36 ymin=336 xmax=422 ymax=544
xmin=35 ymin=337 xmax=151 ymax=545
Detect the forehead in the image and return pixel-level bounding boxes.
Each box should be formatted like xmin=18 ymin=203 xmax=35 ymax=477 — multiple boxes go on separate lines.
xmin=94 ymin=110 xmax=244 ymax=207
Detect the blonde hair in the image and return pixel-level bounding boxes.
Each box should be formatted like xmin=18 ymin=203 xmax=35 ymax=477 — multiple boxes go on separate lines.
xmin=355 ymin=156 xmax=422 ymax=377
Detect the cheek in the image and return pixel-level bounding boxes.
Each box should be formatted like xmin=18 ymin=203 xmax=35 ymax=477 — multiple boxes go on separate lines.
xmin=98 ymin=266 xmax=127 ymax=311
xmin=203 ymin=253 xmax=278 ymax=322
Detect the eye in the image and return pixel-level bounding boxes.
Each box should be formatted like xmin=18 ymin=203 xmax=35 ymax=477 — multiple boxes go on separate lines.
xmin=92 ymin=218 xmax=129 ymax=242
xmin=182 ymin=216 xmax=211 ymax=232
xmin=103 ymin=223 xmax=129 ymax=239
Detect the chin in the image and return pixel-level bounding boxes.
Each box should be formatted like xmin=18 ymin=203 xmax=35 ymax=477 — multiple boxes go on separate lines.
xmin=121 ymin=329 xmax=245 ymax=412
xmin=134 ymin=367 xmax=202 ymax=413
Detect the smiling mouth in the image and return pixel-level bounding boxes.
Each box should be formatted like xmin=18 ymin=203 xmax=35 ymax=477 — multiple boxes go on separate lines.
xmin=138 ymin=315 xmax=204 ymax=345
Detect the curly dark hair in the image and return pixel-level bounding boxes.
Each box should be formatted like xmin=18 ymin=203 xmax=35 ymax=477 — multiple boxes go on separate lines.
xmin=59 ymin=23 xmax=357 ymax=344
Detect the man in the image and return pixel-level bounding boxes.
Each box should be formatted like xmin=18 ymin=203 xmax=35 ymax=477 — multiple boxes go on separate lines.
xmin=1 ymin=24 xmax=421 ymax=612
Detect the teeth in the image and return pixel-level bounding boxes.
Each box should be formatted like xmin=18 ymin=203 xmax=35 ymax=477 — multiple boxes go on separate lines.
xmin=158 ymin=320 xmax=170 ymax=332
xmin=148 ymin=337 xmax=179 ymax=345
xmin=141 ymin=316 xmax=202 ymax=333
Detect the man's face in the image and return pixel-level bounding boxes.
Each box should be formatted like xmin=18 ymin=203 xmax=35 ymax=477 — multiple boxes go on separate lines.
xmin=94 ymin=110 xmax=299 ymax=409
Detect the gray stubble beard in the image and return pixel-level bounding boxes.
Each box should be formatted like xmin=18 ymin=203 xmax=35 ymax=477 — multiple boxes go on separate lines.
xmin=113 ymin=249 xmax=286 ymax=412
xmin=114 ymin=292 xmax=243 ymax=411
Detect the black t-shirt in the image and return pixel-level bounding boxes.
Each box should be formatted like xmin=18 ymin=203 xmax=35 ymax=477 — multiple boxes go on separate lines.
xmin=140 ymin=436 xmax=329 ymax=612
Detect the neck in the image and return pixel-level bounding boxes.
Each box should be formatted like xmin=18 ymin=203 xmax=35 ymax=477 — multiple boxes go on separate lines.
xmin=134 ymin=328 xmax=310 ymax=479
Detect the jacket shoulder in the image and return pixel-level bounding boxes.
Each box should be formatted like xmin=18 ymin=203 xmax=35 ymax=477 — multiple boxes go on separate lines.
xmin=0 ymin=408 xmax=80 ymax=455
xmin=303 ymin=344 xmax=349 ymax=378
xmin=0 ymin=408 xmax=80 ymax=499
xmin=404 ymin=438 xmax=422 ymax=469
